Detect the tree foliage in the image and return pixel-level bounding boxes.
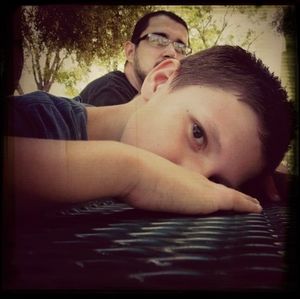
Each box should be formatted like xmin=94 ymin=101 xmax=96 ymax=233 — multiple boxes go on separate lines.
xmin=20 ymin=5 xmax=155 ymax=93
xmin=159 ymin=5 xmax=271 ymax=52
xmin=272 ymin=5 xmax=296 ymax=36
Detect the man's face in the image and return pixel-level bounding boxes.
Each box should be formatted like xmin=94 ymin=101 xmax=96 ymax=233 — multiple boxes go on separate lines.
xmin=121 ymin=85 xmax=263 ymax=189
xmin=132 ymin=15 xmax=189 ymax=82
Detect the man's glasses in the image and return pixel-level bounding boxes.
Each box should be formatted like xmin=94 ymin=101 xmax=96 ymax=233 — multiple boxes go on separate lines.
xmin=136 ymin=33 xmax=192 ymax=56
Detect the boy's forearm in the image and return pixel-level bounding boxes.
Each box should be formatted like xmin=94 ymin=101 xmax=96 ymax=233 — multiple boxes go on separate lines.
xmin=4 ymin=137 xmax=137 ymax=204
xmin=3 ymin=137 xmax=262 ymax=215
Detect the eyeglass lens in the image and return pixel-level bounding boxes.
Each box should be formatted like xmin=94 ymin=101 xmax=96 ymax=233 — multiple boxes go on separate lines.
xmin=147 ymin=34 xmax=190 ymax=55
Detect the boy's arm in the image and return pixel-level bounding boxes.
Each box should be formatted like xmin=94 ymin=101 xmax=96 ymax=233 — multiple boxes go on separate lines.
xmin=4 ymin=137 xmax=262 ymax=215
xmin=4 ymin=137 xmax=136 ymax=204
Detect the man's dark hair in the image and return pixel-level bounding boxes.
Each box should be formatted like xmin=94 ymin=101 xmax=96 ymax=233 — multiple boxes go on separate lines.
xmin=170 ymin=45 xmax=295 ymax=176
xmin=131 ymin=10 xmax=189 ymax=44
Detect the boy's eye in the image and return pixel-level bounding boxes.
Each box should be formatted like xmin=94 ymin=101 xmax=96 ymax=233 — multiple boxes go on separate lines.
xmin=192 ymin=123 xmax=205 ymax=146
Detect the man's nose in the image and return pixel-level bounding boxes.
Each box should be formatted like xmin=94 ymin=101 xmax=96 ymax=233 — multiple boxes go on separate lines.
xmin=162 ymin=43 xmax=177 ymax=58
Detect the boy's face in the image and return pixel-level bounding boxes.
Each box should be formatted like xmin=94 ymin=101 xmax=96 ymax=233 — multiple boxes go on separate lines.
xmin=121 ymin=85 xmax=263 ymax=188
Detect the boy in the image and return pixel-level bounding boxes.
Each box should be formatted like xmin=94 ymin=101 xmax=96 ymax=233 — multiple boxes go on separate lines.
xmin=4 ymin=45 xmax=294 ymax=215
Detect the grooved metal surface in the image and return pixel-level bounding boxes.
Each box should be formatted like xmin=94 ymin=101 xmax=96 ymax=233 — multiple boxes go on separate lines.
xmin=5 ymin=199 xmax=293 ymax=291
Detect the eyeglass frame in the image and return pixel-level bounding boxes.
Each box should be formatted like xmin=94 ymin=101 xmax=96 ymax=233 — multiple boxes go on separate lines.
xmin=134 ymin=32 xmax=192 ymax=56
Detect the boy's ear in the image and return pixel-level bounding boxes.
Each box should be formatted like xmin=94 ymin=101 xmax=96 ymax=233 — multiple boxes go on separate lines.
xmin=124 ymin=41 xmax=135 ymax=63
xmin=141 ymin=59 xmax=180 ymax=100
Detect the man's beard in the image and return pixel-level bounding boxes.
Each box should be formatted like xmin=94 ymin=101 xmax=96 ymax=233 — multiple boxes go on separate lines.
xmin=133 ymin=55 xmax=167 ymax=83
xmin=133 ymin=55 xmax=147 ymax=83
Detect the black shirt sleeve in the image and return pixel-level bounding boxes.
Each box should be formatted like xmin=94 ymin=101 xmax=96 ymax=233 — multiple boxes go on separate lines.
xmin=6 ymin=91 xmax=88 ymax=140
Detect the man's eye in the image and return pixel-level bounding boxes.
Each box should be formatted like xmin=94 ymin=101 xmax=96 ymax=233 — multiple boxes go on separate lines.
xmin=192 ymin=123 xmax=205 ymax=146
xmin=157 ymin=36 xmax=169 ymax=46
xmin=150 ymin=36 xmax=167 ymax=46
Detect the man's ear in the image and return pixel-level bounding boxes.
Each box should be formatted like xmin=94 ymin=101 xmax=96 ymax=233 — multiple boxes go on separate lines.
xmin=141 ymin=59 xmax=180 ymax=100
xmin=124 ymin=41 xmax=135 ymax=63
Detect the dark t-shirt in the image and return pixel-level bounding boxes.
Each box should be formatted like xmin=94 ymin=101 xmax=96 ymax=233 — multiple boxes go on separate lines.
xmin=6 ymin=91 xmax=88 ymax=140
xmin=79 ymin=71 xmax=138 ymax=106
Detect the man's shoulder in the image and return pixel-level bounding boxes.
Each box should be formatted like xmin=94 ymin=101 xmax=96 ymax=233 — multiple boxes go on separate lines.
xmin=92 ymin=70 xmax=127 ymax=84
xmin=80 ymin=70 xmax=137 ymax=106
xmin=106 ymin=70 xmax=126 ymax=79
xmin=81 ymin=71 xmax=129 ymax=92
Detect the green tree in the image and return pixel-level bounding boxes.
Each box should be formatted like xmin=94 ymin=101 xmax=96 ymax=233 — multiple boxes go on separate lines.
xmin=20 ymin=5 xmax=154 ymax=94
xmin=158 ymin=5 xmax=270 ymax=52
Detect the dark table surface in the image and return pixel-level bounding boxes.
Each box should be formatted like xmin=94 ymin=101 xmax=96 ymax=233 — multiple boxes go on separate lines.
xmin=2 ymin=193 xmax=298 ymax=292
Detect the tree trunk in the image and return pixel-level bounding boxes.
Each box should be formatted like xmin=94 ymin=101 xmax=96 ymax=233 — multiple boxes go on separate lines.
xmin=16 ymin=83 xmax=24 ymax=95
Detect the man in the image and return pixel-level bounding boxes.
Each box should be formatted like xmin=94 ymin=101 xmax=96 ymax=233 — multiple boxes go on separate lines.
xmin=79 ymin=10 xmax=191 ymax=106
xmin=5 ymin=46 xmax=294 ymax=215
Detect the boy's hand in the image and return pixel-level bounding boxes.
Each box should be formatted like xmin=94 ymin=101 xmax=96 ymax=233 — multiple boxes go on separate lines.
xmin=124 ymin=150 xmax=262 ymax=215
